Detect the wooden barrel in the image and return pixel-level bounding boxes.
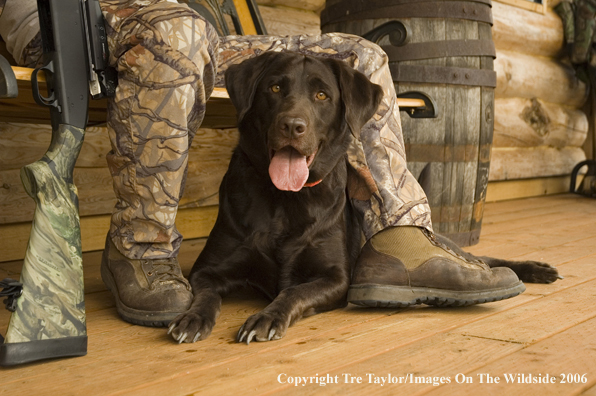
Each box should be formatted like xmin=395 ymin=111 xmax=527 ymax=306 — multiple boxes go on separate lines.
xmin=322 ymin=0 xmax=496 ymax=247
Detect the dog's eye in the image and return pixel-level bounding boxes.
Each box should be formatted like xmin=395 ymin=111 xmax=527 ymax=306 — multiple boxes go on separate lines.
xmin=270 ymin=85 xmax=281 ymax=93
xmin=316 ymin=91 xmax=328 ymax=100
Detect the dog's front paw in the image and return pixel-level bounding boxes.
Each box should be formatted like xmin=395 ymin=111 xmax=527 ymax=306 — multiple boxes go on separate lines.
xmin=511 ymin=261 xmax=563 ymax=284
xmin=237 ymin=311 xmax=289 ymax=344
xmin=168 ymin=311 xmax=215 ymax=344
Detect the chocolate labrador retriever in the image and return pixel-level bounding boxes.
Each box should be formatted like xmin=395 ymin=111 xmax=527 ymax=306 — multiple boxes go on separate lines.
xmin=168 ymin=52 xmax=559 ymax=345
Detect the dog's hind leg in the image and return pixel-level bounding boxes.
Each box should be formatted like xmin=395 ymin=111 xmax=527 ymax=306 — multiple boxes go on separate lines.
xmin=478 ymin=256 xmax=562 ymax=284
xmin=433 ymin=233 xmax=561 ymax=284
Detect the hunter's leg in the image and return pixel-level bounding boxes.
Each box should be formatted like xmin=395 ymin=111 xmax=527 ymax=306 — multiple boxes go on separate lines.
xmin=100 ymin=0 xmax=219 ymax=326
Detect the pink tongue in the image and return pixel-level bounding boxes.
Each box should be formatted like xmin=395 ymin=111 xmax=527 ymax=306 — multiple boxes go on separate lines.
xmin=269 ymin=146 xmax=309 ymax=191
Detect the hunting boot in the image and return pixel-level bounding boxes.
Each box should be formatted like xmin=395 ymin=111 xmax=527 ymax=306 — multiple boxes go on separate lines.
xmin=348 ymin=226 xmax=525 ymax=307
xmin=101 ymin=237 xmax=193 ymax=327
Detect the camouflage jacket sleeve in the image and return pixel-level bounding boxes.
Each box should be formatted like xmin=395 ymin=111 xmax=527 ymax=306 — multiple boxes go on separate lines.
xmin=554 ymin=0 xmax=576 ymax=46
xmin=555 ymin=0 xmax=596 ymax=65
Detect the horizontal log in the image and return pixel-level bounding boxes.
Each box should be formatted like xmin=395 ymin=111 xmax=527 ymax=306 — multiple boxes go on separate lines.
xmin=493 ymin=97 xmax=588 ymax=148
xmin=259 ymin=5 xmax=321 ymax=36
xmin=0 ymin=128 xmax=237 ymax=223
xmin=495 ymin=50 xmax=587 ymax=107
xmin=0 ymin=123 xmax=238 ymax=170
xmin=488 ymin=146 xmax=586 ymax=181
xmin=0 ymin=165 xmax=219 ymax=224
xmin=0 ymin=123 xmax=109 ymax=170
xmin=492 ymin=1 xmax=564 ymax=58
xmin=257 ymin=0 xmax=325 ymax=12
xmin=486 ymin=175 xmax=572 ymax=202
xmin=0 ymin=205 xmax=218 ymax=263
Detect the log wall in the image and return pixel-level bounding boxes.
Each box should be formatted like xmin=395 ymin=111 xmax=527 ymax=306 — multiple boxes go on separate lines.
xmin=0 ymin=0 xmax=325 ymax=262
xmin=257 ymin=0 xmax=324 ymax=36
xmin=0 ymin=0 xmax=586 ymax=260
xmin=490 ymin=0 xmax=588 ymax=181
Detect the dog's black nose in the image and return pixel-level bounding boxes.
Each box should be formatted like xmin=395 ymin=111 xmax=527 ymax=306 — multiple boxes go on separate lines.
xmin=280 ymin=116 xmax=307 ymax=138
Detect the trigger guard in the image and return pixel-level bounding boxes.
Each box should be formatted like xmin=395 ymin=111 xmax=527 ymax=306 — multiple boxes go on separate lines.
xmin=31 ymin=65 xmax=58 ymax=108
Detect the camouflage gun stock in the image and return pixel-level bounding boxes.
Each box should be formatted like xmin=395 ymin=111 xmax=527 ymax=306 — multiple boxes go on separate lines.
xmin=0 ymin=0 xmax=113 ymax=366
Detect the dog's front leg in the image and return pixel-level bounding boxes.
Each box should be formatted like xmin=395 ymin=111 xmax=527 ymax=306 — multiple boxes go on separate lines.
xmin=237 ymin=270 xmax=349 ymax=344
xmin=169 ymin=250 xmax=248 ymax=343
xmin=168 ymin=274 xmax=223 ymax=344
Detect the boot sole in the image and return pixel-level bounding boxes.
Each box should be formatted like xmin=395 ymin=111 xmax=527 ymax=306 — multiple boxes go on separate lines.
xmin=347 ymin=282 xmax=526 ymax=308
xmin=100 ymin=254 xmax=181 ymax=328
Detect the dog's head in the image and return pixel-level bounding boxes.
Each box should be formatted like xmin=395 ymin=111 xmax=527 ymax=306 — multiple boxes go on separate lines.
xmin=225 ymin=52 xmax=383 ymax=192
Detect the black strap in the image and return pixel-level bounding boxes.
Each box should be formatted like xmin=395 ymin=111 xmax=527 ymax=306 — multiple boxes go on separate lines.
xmin=390 ymin=64 xmax=497 ymax=87
xmin=322 ymin=0 xmax=493 ymax=26
xmin=383 ymin=39 xmax=495 ymax=61
xmin=0 ymin=278 xmax=23 ymax=312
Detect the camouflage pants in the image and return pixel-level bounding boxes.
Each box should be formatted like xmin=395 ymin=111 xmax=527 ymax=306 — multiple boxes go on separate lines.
xmin=2 ymin=0 xmax=432 ymax=259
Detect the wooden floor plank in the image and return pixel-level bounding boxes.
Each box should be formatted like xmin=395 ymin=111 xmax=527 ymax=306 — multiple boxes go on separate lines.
xmin=467 ymin=220 xmax=596 ymax=260
xmin=93 ymin=252 xmax=596 ymax=396
xmin=270 ymin=333 xmax=523 ymax=395
xmin=420 ymin=316 xmax=596 ymax=396
xmin=486 ymin=195 xmax=596 ymax=223
xmin=111 ymin=298 xmax=537 ymax=396
xmin=0 ymin=194 xmax=594 ymax=396
xmin=457 ymin=277 xmax=596 ymax=345
xmin=481 ymin=194 xmax=583 ymax=217
xmin=465 ymin=234 xmax=596 ymax=264
xmin=480 ymin=209 xmax=596 ymax=239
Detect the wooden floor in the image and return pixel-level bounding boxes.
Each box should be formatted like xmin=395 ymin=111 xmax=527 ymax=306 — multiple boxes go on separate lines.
xmin=1 ymin=193 xmax=595 ymax=395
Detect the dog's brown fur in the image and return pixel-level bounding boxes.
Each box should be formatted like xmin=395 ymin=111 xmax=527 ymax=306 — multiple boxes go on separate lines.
xmin=168 ymin=52 xmax=559 ymax=345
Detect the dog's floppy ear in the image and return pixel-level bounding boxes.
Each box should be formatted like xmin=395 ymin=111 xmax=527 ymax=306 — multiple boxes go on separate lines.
xmin=329 ymin=60 xmax=384 ymax=138
xmin=225 ymin=53 xmax=273 ymax=123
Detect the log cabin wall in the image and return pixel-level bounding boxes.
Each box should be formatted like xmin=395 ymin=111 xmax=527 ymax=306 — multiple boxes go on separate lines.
xmin=489 ymin=0 xmax=589 ymax=199
xmin=0 ymin=0 xmax=325 ymax=262
xmin=0 ymin=0 xmax=585 ymax=261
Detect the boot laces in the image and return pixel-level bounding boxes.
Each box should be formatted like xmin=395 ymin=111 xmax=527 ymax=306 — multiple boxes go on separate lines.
xmin=142 ymin=258 xmax=191 ymax=290
xmin=423 ymin=229 xmax=488 ymax=268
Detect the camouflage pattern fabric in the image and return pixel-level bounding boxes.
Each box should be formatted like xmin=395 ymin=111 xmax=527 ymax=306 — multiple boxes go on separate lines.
xmin=555 ymin=0 xmax=596 ymax=161
xmin=555 ymin=0 xmax=596 ymax=67
xmin=20 ymin=32 xmax=42 ymax=68
xmin=2 ymin=0 xmax=432 ymax=259
xmin=99 ymin=0 xmax=220 ymax=259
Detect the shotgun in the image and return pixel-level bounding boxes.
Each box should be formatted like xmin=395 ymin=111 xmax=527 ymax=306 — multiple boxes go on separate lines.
xmin=0 ymin=0 xmax=114 ymax=366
